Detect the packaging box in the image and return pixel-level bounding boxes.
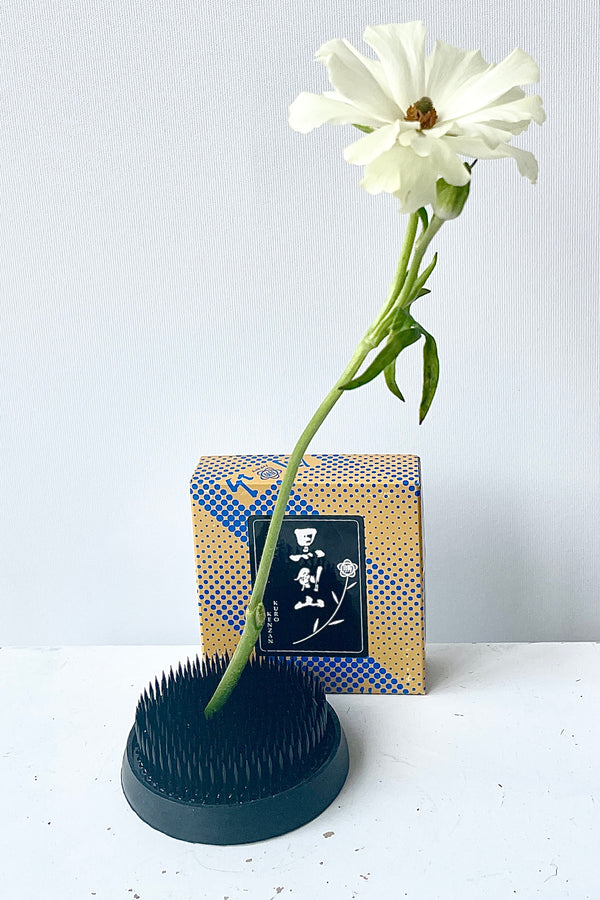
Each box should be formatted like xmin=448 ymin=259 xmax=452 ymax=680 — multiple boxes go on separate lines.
xmin=190 ymin=454 xmax=425 ymax=694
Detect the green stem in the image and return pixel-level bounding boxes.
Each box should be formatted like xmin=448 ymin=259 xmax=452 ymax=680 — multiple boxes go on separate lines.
xmin=373 ymin=214 xmax=445 ymax=340
xmin=370 ymin=212 xmax=419 ymax=346
xmin=203 ymin=213 xmax=441 ymax=719
xmin=397 ymin=215 xmax=444 ymax=310
xmin=203 ymin=339 xmax=371 ymax=718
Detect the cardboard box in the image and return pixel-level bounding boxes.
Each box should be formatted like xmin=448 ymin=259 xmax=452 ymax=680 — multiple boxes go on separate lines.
xmin=190 ymin=454 xmax=425 ymax=694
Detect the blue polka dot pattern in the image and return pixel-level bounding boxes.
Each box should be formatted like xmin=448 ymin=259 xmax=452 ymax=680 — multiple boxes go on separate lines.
xmin=190 ymin=482 xmax=317 ymax=541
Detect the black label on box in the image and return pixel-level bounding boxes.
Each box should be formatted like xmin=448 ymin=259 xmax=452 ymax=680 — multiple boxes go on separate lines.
xmin=248 ymin=515 xmax=368 ymax=657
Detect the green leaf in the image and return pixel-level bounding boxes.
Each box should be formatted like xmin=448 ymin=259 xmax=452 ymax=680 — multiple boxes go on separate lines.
xmin=419 ymin=330 xmax=440 ymax=424
xmin=384 ymin=359 xmax=405 ymax=402
xmin=352 ymin=124 xmax=374 ymax=133
xmin=412 ymin=252 xmax=438 ymax=300
xmin=417 ymin=207 xmax=429 ymax=231
xmin=389 ymin=305 xmax=418 ymax=335
xmin=342 ymin=328 xmax=421 ymax=391
xmin=416 ymin=287 xmax=431 ymax=298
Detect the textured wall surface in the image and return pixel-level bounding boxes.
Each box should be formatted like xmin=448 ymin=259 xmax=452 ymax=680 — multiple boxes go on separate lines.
xmin=1 ymin=1 xmax=598 ymax=644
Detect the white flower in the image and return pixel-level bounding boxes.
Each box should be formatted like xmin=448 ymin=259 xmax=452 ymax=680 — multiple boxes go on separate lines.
xmin=337 ymin=558 xmax=358 ymax=578
xmin=289 ymin=22 xmax=545 ymax=214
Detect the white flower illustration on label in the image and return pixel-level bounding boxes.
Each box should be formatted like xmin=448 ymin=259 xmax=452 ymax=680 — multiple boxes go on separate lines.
xmin=293 ymin=555 xmax=359 ymax=647
xmin=337 ymin=559 xmax=358 ymax=579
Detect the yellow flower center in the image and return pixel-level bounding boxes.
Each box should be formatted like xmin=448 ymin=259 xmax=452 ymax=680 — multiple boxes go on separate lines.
xmin=404 ymin=96 xmax=438 ymax=130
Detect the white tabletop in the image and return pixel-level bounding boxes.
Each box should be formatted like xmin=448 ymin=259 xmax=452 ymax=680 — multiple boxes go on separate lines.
xmin=1 ymin=643 xmax=598 ymax=899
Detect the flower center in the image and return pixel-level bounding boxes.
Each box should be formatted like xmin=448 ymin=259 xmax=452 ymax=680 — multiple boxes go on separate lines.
xmin=404 ymin=96 xmax=438 ymax=130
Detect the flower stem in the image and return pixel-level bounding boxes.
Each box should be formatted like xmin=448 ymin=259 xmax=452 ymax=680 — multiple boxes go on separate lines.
xmin=203 ymin=214 xmax=441 ymax=718
xmin=370 ymin=212 xmax=419 ymax=346
xmin=203 ymin=339 xmax=371 ymax=718
xmin=397 ymin=215 xmax=445 ymax=309
xmin=372 ymin=215 xmax=444 ymax=340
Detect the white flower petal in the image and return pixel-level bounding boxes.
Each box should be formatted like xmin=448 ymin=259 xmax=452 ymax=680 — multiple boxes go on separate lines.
xmin=451 ymin=121 xmax=515 ymax=149
xmin=360 ymin=145 xmax=406 ymax=194
xmin=455 ymin=94 xmax=546 ymax=132
xmin=425 ymin=41 xmax=490 ymax=113
xmin=363 ymin=22 xmax=426 ymax=112
xmin=444 ymin=136 xmax=539 ymax=182
xmin=487 ymin=86 xmax=527 ymax=105
xmin=396 ymin=133 xmax=470 ymax=181
xmin=397 ymin=129 xmax=433 ymax=155
xmin=498 ymin=144 xmax=539 ymax=182
xmin=393 ymin=155 xmax=439 ymax=213
xmin=316 ymin=38 xmax=400 ymax=121
xmin=320 ymin=41 xmax=390 ymax=96
xmin=289 ymin=92 xmax=382 ymax=133
xmin=428 ymin=140 xmax=472 ymax=185
xmin=442 ymin=47 xmax=540 ymax=120
xmin=344 ymin=122 xmax=401 ymax=165
xmin=420 ymin=119 xmax=457 ymax=139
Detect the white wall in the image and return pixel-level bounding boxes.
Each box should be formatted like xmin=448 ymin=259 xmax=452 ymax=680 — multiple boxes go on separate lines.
xmin=1 ymin=0 xmax=598 ymax=645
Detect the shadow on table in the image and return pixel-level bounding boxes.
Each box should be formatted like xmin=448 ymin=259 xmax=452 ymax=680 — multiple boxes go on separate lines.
xmin=425 ymin=644 xmax=488 ymax=693
xmin=425 ymin=650 xmax=458 ymax=693
xmin=424 ymin=643 xmax=566 ymax=693
xmin=337 ymin=712 xmax=367 ymax=793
